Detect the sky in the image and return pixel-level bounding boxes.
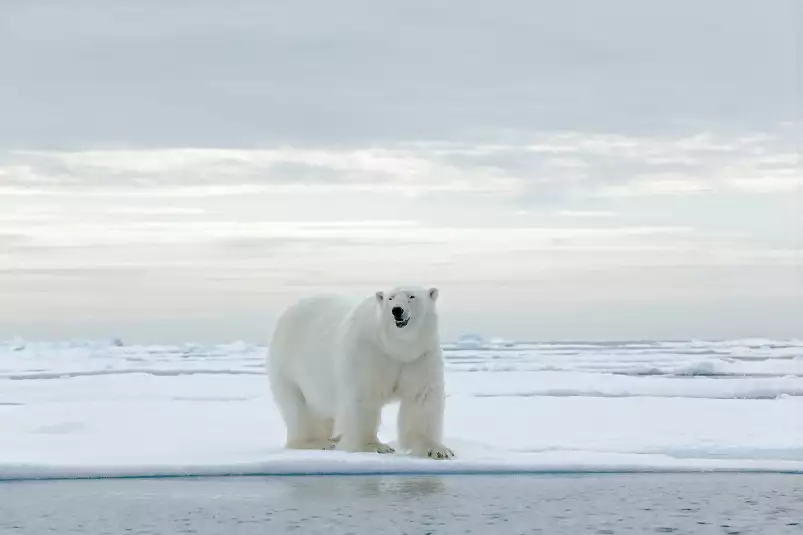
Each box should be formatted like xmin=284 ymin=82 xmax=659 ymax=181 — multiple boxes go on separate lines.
xmin=0 ymin=0 xmax=801 ymax=343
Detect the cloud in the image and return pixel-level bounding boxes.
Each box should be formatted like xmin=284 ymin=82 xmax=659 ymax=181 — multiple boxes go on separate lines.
xmin=7 ymin=217 xmax=694 ymax=249
xmin=0 ymin=128 xmax=798 ymax=202
xmin=0 ymin=146 xmax=521 ymax=197
xmin=557 ymin=210 xmax=618 ymax=218
xmin=722 ymin=177 xmax=803 ymax=193
xmin=102 ymin=206 xmax=209 ymax=216
xmin=600 ymin=177 xmax=714 ymax=197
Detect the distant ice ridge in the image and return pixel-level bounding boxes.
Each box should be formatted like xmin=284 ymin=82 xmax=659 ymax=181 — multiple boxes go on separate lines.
xmin=1 ymin=336 xmax=801 ymax=480
xmin=4 ymin=335 xmax=801 ymax=350
xmin=450 ymin=333 xmax=519 ymax=350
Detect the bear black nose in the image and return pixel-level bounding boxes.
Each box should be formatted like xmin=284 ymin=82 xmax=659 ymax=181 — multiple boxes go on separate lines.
xmin=392 ymin=306 xmax=404 ymax=318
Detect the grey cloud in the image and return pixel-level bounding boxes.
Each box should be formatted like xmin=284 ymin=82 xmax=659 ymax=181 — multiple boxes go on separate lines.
xmin=0 ymin=0 xmax=796 ymax=149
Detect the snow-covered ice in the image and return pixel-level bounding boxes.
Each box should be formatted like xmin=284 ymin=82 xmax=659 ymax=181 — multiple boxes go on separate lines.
xmin=1 ymin=337 xmax=801 ymax=480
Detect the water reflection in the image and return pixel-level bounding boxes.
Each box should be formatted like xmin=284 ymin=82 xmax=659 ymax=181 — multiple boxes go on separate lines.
xmin=274 ymin=474 xmax=448 ymax=502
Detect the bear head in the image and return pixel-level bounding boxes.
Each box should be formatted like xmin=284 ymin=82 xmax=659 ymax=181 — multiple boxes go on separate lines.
xmin=374 ymin=286 xmax=440 ymax=355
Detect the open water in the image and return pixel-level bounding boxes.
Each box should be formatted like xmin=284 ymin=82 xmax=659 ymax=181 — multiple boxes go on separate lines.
xmin=1 ymin=473 xmax=800 ymax=534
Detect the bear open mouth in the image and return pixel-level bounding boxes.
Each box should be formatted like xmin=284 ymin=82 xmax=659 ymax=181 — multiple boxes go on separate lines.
xmin=394 ymin=317 xmax=409 ymax=328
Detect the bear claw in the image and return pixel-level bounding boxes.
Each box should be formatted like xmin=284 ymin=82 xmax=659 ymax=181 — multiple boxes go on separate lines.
xmin=375 ymin=444 xmax=395 ymax=454
xmin=427 ymin=447 xmax=455 ymax=460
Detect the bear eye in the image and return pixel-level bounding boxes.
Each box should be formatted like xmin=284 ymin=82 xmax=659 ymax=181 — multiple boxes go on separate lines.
xmin=409 ymin=296 xmax=415 ymax=300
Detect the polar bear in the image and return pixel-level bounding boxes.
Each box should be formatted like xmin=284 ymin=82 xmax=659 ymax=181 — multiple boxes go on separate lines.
xmin=266 ymin=286 xmax=454 ymax=459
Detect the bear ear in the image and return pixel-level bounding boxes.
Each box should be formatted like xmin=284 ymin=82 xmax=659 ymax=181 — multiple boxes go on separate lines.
xmin=428 ymin=287 xmax=439 ymax=301
xmin=375 ymin=291 xmax=385 ymax=303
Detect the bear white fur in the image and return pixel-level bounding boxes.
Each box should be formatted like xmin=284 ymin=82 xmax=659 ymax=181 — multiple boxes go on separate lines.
xmin=266 ymin=285 xmax=454 ymax=459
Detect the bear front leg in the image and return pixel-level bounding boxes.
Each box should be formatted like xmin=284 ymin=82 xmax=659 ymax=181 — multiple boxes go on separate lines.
xmin=336 ymin=394 xmax=395 ymax=454
xmin=397 ymin=384 xmax=454 ymax=459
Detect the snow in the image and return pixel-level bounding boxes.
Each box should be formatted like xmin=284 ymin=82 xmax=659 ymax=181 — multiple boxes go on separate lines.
xmin=1 ymin=338 xmax=802 ymax=481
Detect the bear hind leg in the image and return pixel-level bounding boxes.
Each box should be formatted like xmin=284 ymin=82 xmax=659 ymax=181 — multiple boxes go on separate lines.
xmin=270 ymin=375 xmax=336 ymax=451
